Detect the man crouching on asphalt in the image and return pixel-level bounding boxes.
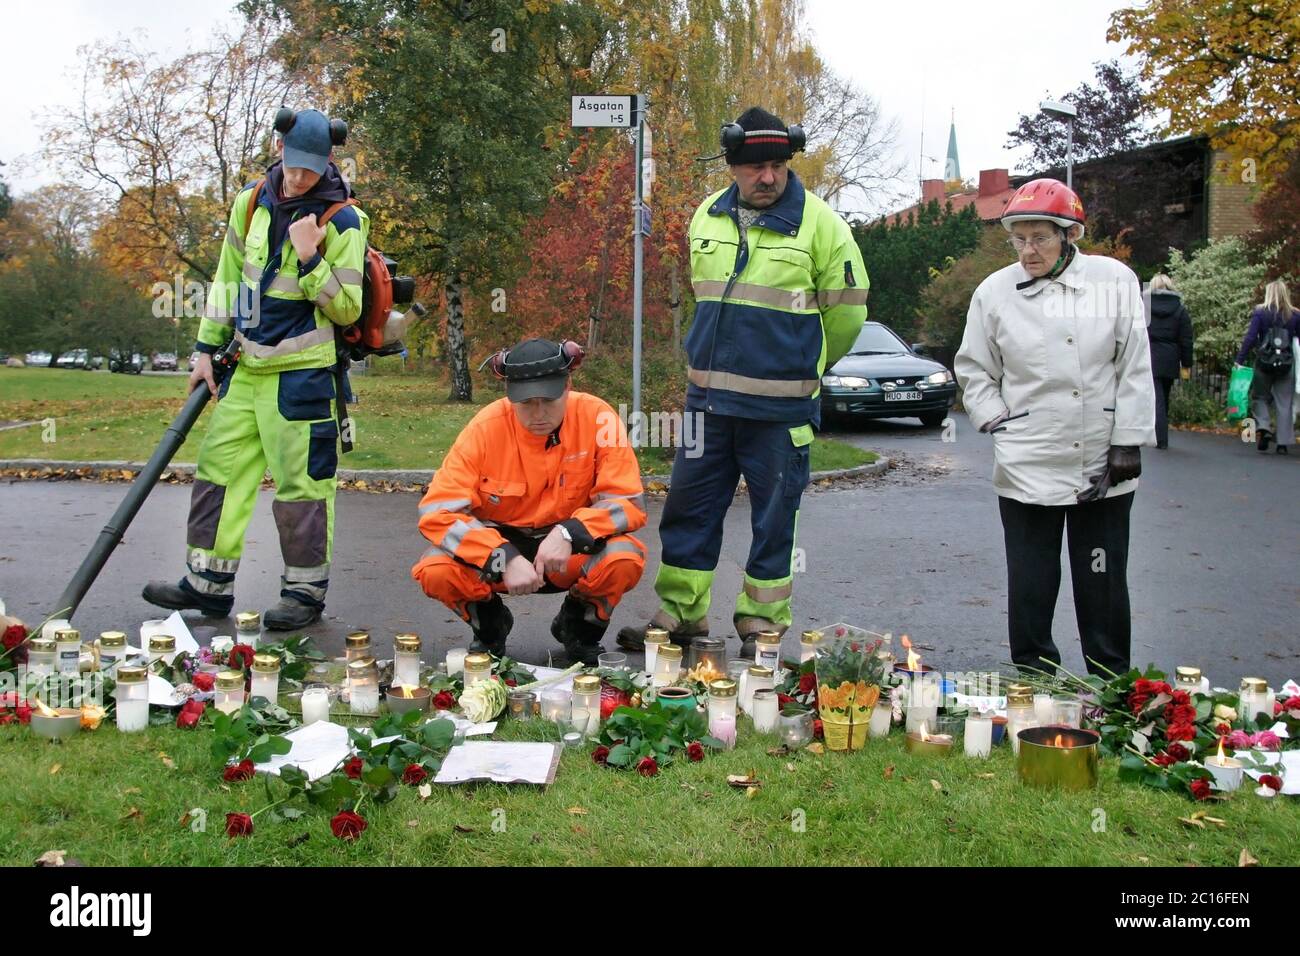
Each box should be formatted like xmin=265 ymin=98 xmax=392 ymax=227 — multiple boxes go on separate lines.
xmin=411 ymin=337 xmax=647 ymax=665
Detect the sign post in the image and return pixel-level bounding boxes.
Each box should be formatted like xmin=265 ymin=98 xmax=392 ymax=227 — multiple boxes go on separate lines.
xmin=571 ymin=93 xmax=648 ymax=445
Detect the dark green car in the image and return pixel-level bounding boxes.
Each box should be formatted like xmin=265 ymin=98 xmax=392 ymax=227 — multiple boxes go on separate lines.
xmin=820 ymin=322 xmax=957 ymax=428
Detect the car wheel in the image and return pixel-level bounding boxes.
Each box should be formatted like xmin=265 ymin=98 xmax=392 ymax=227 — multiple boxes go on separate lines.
xmin=919 ymin=412 xmax=947 ymax=428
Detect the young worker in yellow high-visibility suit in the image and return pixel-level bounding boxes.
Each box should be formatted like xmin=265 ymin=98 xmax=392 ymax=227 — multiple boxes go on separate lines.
xmin=143 ymin=108 xmax=367 ymax=630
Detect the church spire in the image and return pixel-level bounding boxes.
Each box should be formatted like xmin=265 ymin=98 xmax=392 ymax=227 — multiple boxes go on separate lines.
xmin=945 ymin=109 xmax=961 ymax=181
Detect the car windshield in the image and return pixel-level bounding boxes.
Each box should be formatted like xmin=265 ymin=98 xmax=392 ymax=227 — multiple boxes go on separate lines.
xmin=847 ymin=325 xmax=906 ymax=355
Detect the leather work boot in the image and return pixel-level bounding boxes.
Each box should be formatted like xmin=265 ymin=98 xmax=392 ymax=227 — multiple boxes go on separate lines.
xmin=142 ymin=579 xmax=233 ymax=618
xmin=263 ymin=597 xmax=323 ymax=631
xmin=615 ymin=611 xmax=708 ymax=653
xmin=467 ymin=595 xmax=513 ymax=657
xmin=551 ymin=595 xmax=606 ymax=666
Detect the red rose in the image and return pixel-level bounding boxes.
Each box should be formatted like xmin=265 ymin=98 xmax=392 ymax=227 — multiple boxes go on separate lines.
xmin=1170 ymin=689 xmax=1191 ymax=706
xmin=850 ymin=642 xmax=861 ymax=652
xmin=1284 ymin=696 xmax=1300 ymax=713
xmin=1260 ymin=774 xmax=1283 ymax=792
xmin=0 ymin=714 xmax=14 ymax=725
xmin=192 ymin=671 xmax=215 ymax=692
xmin=228 ymin=643 xmax=256 ymax=671
xmin=343 ymin=756 xmax=364 ymax=779
xmin=1189 ymin=779 xmax=1211 ymax=801
xmin=1165 ymin=722 xmax=1196 ymax=743
xmin=222 ymin=759 xmax=255 ymax=782
xmin=225 ymin=812 xmax=254 ymax=837
xmin=686 ymin=741 xmax=704 ymax=762
xmin=591 ymin=745 xmax=610 ymax=766
xmin=15 ymin=702 xmax=32 ymax=725
xmin=813 ymin=719 xmax=824 ymax=740
xmin=2 ymin=624 xmax=26 ymax=651
xmin=1275 ymin=701 xmax=1284 ymax=716
xmin=1215 ymin=722 xmax=1232 ymax=737
xmin=401 ymin=764 xmax=428 ymax=786
xmin=504 ymin=678 xmax=517 ymax=687
xmin=433 ymin=690 xmax=456 ymax=711
xmin=636 ymin=756 xmax=658 ymax=777
xmin=798 ymin=672 xmax=817 ymax=695
xmin=1166 ymin=743 xmax=1191 ymax=763
xmin=176 ymin=699 xmax=205 ymax=729
xmin=1151 ymin=753 xmax=1176 ymax=767
xmin=330 ymin=809 xmax=367 ymax=841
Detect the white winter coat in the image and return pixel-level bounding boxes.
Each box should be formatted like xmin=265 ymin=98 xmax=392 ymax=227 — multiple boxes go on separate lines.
xmin=955 ymin=251 xmax=1156 ymax=506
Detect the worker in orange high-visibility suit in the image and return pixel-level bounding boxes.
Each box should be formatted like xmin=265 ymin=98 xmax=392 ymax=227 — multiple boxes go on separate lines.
xmin=411 ymin=338 xmax=647 ymax=664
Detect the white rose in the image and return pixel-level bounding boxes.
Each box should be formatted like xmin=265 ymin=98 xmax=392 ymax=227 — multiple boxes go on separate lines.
xmin=1213 ymin=704 xmax=1237 ymax=721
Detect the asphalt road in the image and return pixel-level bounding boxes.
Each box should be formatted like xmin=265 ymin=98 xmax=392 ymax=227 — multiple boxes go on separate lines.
xmin=1 ymin=412 xmax=1297 ymax=686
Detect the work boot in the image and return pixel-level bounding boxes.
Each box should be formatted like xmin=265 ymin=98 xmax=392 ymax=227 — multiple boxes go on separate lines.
xmin=263 ymin=596 xmax=323 ymax=631
xmin=467 ymin=595 xmax=513 ymax=657
xmin=1278 ymin=445 xmax=1289 ymax=455
xmin=142 ymin=579 xmax=233 ymax=618
xmin=551 ymin=595 xmax=606 ymax=666
xmin=615 ymin=612 xmax=708 ymax=653
xmin=1258 ymin=429 xmax=1273 ymax=452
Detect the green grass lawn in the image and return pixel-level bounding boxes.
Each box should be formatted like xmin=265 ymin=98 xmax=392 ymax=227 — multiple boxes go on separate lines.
xmin=1 ymin=716 xmax=1294 ymax=866
xmin=0 ymin=368 xmax=876 ymax=474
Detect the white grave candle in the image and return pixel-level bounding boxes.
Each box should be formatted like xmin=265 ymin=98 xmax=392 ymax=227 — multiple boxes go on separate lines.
xmin=445 ymin=648 xmax=468 ymax=678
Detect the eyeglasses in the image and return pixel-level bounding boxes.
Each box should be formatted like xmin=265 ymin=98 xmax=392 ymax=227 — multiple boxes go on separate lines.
xmin=1008 ymin=234 xmax=1061 ymax=251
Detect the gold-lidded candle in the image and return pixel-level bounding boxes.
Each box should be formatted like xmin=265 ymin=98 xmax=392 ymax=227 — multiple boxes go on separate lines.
xmin=754 ymin=631 xmax=782 ymax=674
xmin=708 ymin=678 xmax=738 ymax=749
xmin=55 ymin=627 xmax=82 ymax=675
xmin=1238 ymin=676 xmax=1271 ymax=724
xmin=148 ymin=633 xmax=177 ymax=668
xmin=742 ymin=665 xmax=774 ymax=714
xmin=652 ymin=643 xmax=682 ymax=688
xmin=572 ymin=674 xmax=602 ymax=737
xmin=393 ymin=633 xmax=422 ymax=688
xmin=29 ymin=637 xmax=57 ymax=677
xmin=97 ymin=631 xmax=128 ymax=673
xmin=115 ymin=664 xmax=150 ymax=732
xmin=345 ymin=631 xmax=372 ymax=663
xmin=643 ymin=627 xmax=670 ymax=676
xmin=250 ymin=652 xmax=281 ymax=706
xmin=215 ymin=669 xmax=247 ymax=715
xmin=463 ymin=652 xmax=492 ymax=687
xmin=347 ymin=658 xmax=380 ymax=715
xmin=1005 ymin=684 xmax=1038 ymax=756
xmin=236 ymin=611 xmax=263 ymax=649
xmin=799 ymin=629 xmax=823 ymax=663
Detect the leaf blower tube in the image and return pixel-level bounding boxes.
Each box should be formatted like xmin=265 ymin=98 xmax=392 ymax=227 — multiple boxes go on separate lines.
xmin=52 ymin=339 xmax=242 ymax=622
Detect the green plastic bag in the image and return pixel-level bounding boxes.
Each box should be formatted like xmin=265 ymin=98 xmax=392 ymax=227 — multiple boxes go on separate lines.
xmin=1225 ymin=364 xmax=1254 ymax=422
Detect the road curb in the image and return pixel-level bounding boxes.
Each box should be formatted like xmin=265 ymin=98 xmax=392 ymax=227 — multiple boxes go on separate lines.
xmin=0 ymin=455 xmax=891 ymax=490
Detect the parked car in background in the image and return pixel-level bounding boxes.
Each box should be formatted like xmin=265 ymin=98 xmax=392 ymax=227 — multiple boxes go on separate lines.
xmin=3 ymin=355 xmax=23 ymax=368
xmin=188 ymin=351 xmax=202 ymax=372
xmin=57 ymin=349 xmax=101 ymax=370
xmin=152 ymin=352 xmax=178 ymax=371
xmin=109 ymin=349 xmax=145 ymax=374
xmin=25 ymin=351 xmax=53 ymax=367
xmin=819 ymin=322 xmax=957 ymax=428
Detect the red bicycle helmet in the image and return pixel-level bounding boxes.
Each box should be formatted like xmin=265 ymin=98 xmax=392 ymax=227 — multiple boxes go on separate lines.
xmin=1001 ymin=178 xmax=1086 ymax=236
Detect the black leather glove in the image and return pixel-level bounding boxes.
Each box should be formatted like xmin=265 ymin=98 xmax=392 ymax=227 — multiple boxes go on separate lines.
xmin=1076 ymin=445 xmax=1141 ymax=503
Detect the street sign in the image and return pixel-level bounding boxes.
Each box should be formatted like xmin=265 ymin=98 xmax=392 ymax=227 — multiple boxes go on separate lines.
xmin=638 ymin=203 xmax=652 ymax=238
xmin=570 ymin=95 xmax=638 ymax=128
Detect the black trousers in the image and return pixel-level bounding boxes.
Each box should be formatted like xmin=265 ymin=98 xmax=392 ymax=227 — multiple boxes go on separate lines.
xmin=998 ymin=492 xmax=1134 ymax=677
xmin=1153 ymin=376 xmax=1174 ymax=447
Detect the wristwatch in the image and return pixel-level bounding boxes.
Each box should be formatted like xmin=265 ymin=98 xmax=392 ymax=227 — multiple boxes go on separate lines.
xmin=557 ymin=524 xmax=573 ymax=543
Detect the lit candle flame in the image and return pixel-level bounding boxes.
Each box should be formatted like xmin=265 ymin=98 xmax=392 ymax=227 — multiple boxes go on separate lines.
xmin=32 ymin=697 xmax=58 ymax=718
xmin=900 ymin=635 xmax=921 ymax=672
xmin=1216 ymin=736 xmax=1227 ymax=764
xmin=1052 ymin=733 xmax=1066 ymax=748
xmin=919 ymin=721 xmax=931 ymax=741
xmin=395 ymin=684 xmax=419 ymax=699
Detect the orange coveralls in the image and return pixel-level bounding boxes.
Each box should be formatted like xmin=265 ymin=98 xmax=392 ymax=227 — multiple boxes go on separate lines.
xmin=411 ymin=391 xmax=647 ymax=628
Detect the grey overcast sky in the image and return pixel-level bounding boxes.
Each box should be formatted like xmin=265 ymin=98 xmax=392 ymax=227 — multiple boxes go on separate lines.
xmin=2 ymin=0 xmax=1136 ymax=206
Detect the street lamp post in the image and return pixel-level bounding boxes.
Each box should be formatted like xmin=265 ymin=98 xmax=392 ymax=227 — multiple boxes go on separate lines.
xmin=1039 ymin=99 xmax=1078 ymax=189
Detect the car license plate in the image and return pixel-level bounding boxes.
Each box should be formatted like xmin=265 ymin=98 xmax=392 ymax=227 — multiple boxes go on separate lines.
xmin=884 ymin=390 xmax=921 ymax=402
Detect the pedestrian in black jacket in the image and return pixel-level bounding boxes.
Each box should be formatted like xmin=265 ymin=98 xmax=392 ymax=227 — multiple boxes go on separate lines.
xmin=1145 ymin=274 xmax=1194 ymax=449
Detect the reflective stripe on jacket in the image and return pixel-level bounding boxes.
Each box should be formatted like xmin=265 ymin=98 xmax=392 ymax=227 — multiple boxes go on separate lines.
xmin=196 ymin=182 xmax=367 ymax=373
xmin=684 ymin=170 xmax=868 ymax=423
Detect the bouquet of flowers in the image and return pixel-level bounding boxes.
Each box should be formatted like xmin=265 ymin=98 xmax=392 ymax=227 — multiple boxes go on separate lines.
xmin=814 ymin=628 xmax=888 ymax=751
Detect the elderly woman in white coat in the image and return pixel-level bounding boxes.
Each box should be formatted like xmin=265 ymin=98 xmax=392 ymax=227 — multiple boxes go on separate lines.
xmin=955 ymin=179 xmax=1155 ymax=677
